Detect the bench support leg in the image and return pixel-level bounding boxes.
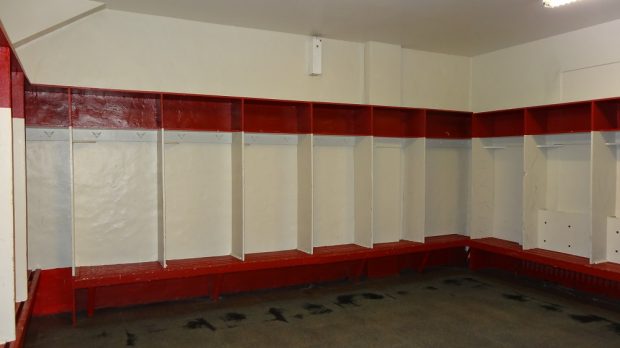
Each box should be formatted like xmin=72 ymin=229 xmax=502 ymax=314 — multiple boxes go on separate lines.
xmin=417 ymin=252 xmax=430 ymax=273
xmin=72 ymin=289 xmax=77 ymax=326
xmin=350 ymin=260 xmax=366 ymax=283
xmin=87 ymin=288 xmax=96 ymax=317
xmin=210 ymin=275 xmax=224 ymax=302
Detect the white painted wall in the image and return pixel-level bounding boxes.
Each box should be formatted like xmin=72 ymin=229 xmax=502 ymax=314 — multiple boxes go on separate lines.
xmin=163 ymin=135 xmax=232 ymax=260
xmin=73 ymin=130 xmax=159 ymax=266
xmin=472 ymin=19 xmax=620 ymax=112
xmin=243 ymin=135 xmax=299 ymax=254
xmin=364 ymin=42 xmax=402 ymax=106
xmin=425 ymin=139 xmax=471 ymax=237
xmin=403 ymin=49 xmax=471 ymax=111
xmin=10 ymin=9 xmax=471 ymax=111
xmin=16 ymin=10 xmax=365 ymax=105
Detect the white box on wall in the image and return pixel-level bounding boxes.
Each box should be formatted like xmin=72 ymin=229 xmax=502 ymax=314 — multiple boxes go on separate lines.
xmin=308 ymin=36 xmax=322 ymax=76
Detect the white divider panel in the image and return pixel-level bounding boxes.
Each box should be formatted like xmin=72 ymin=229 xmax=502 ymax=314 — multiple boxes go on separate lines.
xmin=0 ymin=107 xmax=15 ymax=343
xmin=244 ymin=133 xmax=299 ymax=254
xmin=538 ymin=210 xmax=590 ymax=258
xmin=297 ymin=134 xmax=313 ymax=253
xmin=231 ymin=132 xmax=244 ymax=260
xmin=313 ymin=136 xmax=356 ymax=247
xmin=472 ymin=137 xmax=523 ymax=243
xmin=12 ymin=118 xmax=28 ymax=301
xmin=25 ymin=128 xmax=73 ymax=270
xmin=164 ymin=131 xmax=232 ymax=260
xmin=69 ymin=128 xmax=75 ymax=274
xmin=73 ymin=129 xmax=160 ymax=266
xmin=425 ymin=139 xmax=471 ymax=237
xmin=523 ymin=135 xmax=546 ymax=250
xmin=354 ymin=136 xmax=373 ymax=248
xmin=373 ymin=138 xmax=404 ymax=244
xmin=606 ymin=217 xmax=620 ymax=263
xmin=157 ymin=129 xmax=166 ymax=267
xmin=403 ymin=138 xmax=426 ymax=243
xmin=591 ymin=131 xmax=617 ymax=263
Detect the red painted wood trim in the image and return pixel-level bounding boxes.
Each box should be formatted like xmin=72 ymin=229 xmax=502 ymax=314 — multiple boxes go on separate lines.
xmin=593 ymin=98 xmax=620 ymax=132
xmin=243 ymin=99 xmax=311 ymax=134
xmin=24 ymin=84 xmax=70 ymax=127
xmin=426 ymin=110 xmax=472 ymax=139
xmin=313 ymin=103 xmax=372 ymax=136
xmin=372 ymin=106 xmax=425 ymax=138
xmin=524 ymin=101 xmax=592 ymax=135
xmin=473 ymin=109 xmax=525 ymax=138
xmin=71 ymin=88 xmax=160 ymax=129
xmin=0 ymin=47 xmax=10 ymax=108
xmin=162 ymin=94 xmax=242 ymax=132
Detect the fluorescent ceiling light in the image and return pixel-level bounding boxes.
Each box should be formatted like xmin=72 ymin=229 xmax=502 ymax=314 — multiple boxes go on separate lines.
xmin=543 ymin=0 xmax=582 ymax=8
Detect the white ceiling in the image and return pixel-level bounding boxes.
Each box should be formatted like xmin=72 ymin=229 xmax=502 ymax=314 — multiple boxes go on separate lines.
xmin=101 ymin=0 xmax=620 ymax=56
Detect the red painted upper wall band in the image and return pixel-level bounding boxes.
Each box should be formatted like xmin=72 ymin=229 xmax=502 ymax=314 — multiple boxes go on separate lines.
xmin=71 ymin=89 xmax=160 ymax=129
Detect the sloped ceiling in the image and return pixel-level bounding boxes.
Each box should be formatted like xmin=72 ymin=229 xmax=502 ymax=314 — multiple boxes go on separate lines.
xmin=100 ymin=0 xmax=620 ymax=56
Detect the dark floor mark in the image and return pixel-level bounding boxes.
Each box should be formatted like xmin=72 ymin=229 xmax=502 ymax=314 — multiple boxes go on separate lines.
xmin=397 ymin=290 xmax=408 ymax=295
xmin=125 ymin=331 xmax=137 ymax=346
xmin=540 ymin=304 xmax=562 ymax=312
xmin=502 ymin=293 xmax=528 ymax=302
xmin=443 ymin=279 xmax=462 ymax=286
xmin=335 ymin=294 xmax=358 ymax=307
xmin=293 ymin=314 xmax=304 ymax=319
xmin=303 ymin=303 xmax=333 ymax=315
xmin=268 ymin=308 xmax=288 ymax=323
xmin=222 ymin=312 xmax=247 ymax=322
xmin=570 ymin=314 xmax=607 ymax=323
xmin=608 ymin=322 xmax=620 ymax=335
xmin=569 ymin=315 xmax=620 ymax=336
xmin=185 ymin=318 xmax=217 ymax=331
xmin=95 ymin=331 xmax=107 ymax=338
xmin=425 ymin=286 xmax=438 ymax=291
xmin=362 ymin=293 xmax=384 ymax=300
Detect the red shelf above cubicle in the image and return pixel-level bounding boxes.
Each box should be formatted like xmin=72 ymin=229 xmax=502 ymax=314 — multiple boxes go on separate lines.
xmin=593 ymin=98 xmax=620 ymax=132
xmin=473 ymin=109 xmax=525 ymax=137
xmin=163 ymin=94 xmax=242 ymax=132
xmin=243 ymin=98 xmax=311 ymax=134
xmin=372 ymin=106 xmax=425 ymax=138
xmin=71 ymin=89 xmax=161 ymax=129
xmin=24 ymin=84 xmax=70 ymax=127
xmin=525 ymin=101 xmax=592 ymax=135
xmin=313 ymin=102 xmax=372 ymax=136
xmin=425 ymin=110 xmax=472 ymax=139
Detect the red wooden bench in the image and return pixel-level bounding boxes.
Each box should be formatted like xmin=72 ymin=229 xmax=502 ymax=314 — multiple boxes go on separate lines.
xmin=469 ymin=238 xmax=620 ymax=297
xmin=71 ymin=235 xmax=469 ymax=324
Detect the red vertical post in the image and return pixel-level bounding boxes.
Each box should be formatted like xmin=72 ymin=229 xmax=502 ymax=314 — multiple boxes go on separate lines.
xmin=0 ymin=47 xmax=10 ymax=108
xmin=10 ymin=60 xmax=23 ymax=118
